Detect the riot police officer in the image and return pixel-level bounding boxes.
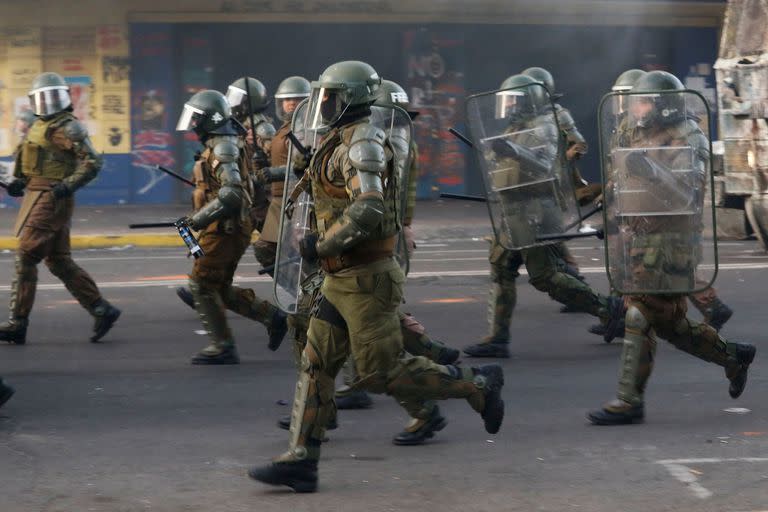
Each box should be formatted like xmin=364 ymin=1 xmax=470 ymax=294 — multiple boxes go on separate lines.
xmin=176 ymin=90 xmax=285 ymax=364
xmin=0 ymin=72 xmax=121 ymax=345
xmin=249 ymin=61 xmax=505 ymax=492
xmin=463 ymin=74 xmax=623 ymax=359
xmin=587 ymin=71 xmax=755 ymax=425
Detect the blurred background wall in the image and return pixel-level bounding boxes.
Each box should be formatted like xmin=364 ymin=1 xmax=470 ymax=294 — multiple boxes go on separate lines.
xmin=0 ymin=0 xmax=726 ymax=205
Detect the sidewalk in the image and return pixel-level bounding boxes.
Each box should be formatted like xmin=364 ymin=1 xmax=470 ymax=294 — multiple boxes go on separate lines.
xmin=0 ymin=200 xmax=493 ymax=249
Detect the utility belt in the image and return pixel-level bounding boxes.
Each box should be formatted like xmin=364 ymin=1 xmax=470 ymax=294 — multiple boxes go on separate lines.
xmin=26 ymin=176 xmax=61 ymax=191
xmin=320 ymin=236 xmax=396 ymax=273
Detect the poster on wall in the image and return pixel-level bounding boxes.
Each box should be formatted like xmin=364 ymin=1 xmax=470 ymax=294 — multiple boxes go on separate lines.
xmin=403 ymin=28 xmax=468 ymax=198
xmin=130 ymin=24 xmax=177 ymax=203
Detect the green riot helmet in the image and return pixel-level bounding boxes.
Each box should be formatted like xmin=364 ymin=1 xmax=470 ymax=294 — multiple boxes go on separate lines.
xmin=628 ymin=70 xmax=686 ymax=128
xmin=522 ymin=67 xmax=556 ymax=97
xmin=612 ymin=69 xmax=647 ymax=114
xmin=274 ymin=76 xmax=311 ymax=122
xmin=307 ymin=60 xmax=381 ymax=129
xmin=612 ymin=69 xmax=647 ymax=92
xmin=225 ymin=77 xmax=269 ymax=122
xmin=374 ymin=79 xmax=419 ymax=119
xmin=28 ymin=72 xmax=71 ymax=118
xmin=176 ymin=89 xmax=232 ymax=138
xmin=495 ymin=74 xmax=544 ymax=120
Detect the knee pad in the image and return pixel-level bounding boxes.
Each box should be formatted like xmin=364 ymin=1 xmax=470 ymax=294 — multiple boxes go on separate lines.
xmin=625 ymin=305 xmax=650 ymax=335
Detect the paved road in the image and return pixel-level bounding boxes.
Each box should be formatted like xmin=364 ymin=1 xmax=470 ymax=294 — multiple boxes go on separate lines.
xmin=0 ymin=237 xmax=767 ymax=512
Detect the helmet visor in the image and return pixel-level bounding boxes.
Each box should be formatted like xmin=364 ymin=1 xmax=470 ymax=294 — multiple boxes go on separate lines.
xmin=628 ymin=94 xmax=658 ymax=128
xmin=307 ymin=87 xmax=348 ymax=130
xmin=495 ymin=90 xmax=526 ymax=119
xmin=176 ymin=103 xmax=205 ymax=131
xmin=29 ymin=86 xmax=71 ymax=116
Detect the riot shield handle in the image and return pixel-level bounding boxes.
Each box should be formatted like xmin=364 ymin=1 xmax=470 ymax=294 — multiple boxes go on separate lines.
xmin=258 ymin=255 xmax=302 ymax=276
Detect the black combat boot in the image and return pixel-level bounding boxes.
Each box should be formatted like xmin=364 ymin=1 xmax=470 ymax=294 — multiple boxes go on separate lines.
xmin=463 ymin=338 xmax=510 ymax=359
xmin=435 ymin=344 xmax=461 ymax=365
xmin=175 ymin=287 xmax=195 ymax=310
xmin=392 ymin=405 xmax=448 ymax=446
xmin=90 ymin=300 xmax=121 ymax=343
xmin=0 ymin=317 xmax=28 ymax=345
xmin=707 ymin=299 xmax=734 ymax=332
xmin=335 ymin=389 xmax=373 ymax=410
xmin=248 ymin=459 xmax=318 ymax=493
xmin=587 ymin=399 xmax=645 ymax=425
xmin=0 ymin=379 xmax=15 ymax=409
xmin=472 ymin=364 xmax=505 ymax=434
xmin=190 ymin=344 xmax=240 ymax=365
xmin=267 ymin=310 xmax=288 ymax=351
xmin=727 ymin=343 xmax=756 ymax=399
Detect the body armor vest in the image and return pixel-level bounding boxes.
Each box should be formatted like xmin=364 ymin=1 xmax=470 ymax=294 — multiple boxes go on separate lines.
xmin=20 ymin=113 xmax=77 ymax=180
xmin=310 ymin=120 xmax=400 ymax=248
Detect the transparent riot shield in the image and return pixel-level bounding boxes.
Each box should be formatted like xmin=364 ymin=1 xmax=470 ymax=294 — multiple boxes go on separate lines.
xmin=598 ymin=89 xmax=717 ymax=295
xmin=273 ymin=99 xmax=321 ymax=313
xmin=465 ymin=83 xmax=580 ymax=250
xmin=371 ymin=104 xmax=413 ymax=274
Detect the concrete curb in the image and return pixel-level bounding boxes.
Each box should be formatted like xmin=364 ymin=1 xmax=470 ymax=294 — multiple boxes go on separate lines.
xmin=0 ymin=234 xmax=186 ymax=250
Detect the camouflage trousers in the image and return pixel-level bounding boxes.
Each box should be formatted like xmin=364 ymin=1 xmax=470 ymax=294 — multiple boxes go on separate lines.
xmin=189 ymin=226 xmax=277 ymax=349
xmin=485 ymin=240 xmax=610 ymax=341
xmin=13 ymin=192 xmax=103 ymax=320
xmin=616 ymin=294 xmax=739 ymax=406
xmin=280 ymin=258 xmax=486 ymax=463
xmin=336 ymin=310 xmax=456 ymax=395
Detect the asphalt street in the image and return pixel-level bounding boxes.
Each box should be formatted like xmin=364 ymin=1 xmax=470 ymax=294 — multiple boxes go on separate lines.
xmin=1 ymin=236 xmax=767 ymax=512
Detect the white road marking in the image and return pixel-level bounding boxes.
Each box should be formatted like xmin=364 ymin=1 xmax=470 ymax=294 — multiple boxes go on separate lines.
xmin=657 ymin=457 xmax=768 ymax=500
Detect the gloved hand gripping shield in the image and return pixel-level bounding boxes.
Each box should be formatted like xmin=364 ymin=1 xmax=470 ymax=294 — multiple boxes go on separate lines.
xmin=273 ymin=99 xmax=320 ymax=313
xmin=370 ymin=104 xmax=414 ymax=274
xmin=465 ymin=82 xmax=580 ymax=249
xmin=598 ymin=89 xmax=718 ymax=295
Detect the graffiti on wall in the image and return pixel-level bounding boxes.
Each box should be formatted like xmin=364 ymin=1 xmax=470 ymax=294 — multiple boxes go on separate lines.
xmin=404 ymin=29 xmax=468 ymax=198
xmin=130 ymin=26 xmax=176 ymax=202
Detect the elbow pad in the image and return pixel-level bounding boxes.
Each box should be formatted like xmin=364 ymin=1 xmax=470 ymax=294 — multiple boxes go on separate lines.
xmin=316 ymin=195 xmax=385 ymax=257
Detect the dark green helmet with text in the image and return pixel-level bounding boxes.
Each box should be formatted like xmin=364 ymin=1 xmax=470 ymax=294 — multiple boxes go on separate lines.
xmin=307 ymin=60 xmax=381 ymax=129
xmin=629 ymin=70 xmax=686 ymax=127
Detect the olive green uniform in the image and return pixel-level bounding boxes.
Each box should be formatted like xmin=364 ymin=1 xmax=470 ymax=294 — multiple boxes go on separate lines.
xmin=279 ymin=118 xmax=494 ymax=464
xmin=7 ymin=112 xmax=116 ymax=334
xmin=188 ymin=138 xmax=281 ymax=361
xmin=601 ymin=119 xmax=746 ymax=411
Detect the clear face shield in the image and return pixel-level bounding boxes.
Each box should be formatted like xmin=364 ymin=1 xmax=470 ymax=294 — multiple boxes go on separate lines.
xmin=225 ymin=85 xmax=249 ymax=121
xmin=628 ymin=94 xmax=657 ymax=128
xmin=494 ymin=90 xmax=527 ymax=120
xmin=28 ymin=86 xmax=72 ymax=117
xmin=276 ymin=94 xmax=308 ymax=122
xmin=611 ymin=85 xmax=633 ymax=114
xmin=307 ymin=87 xmax=348 ymax=130
xmin=175 ymin=103 xmax=205 ymax=131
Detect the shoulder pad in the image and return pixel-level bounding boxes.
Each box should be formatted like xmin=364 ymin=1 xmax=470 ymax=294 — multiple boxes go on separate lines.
xmin=554 ymin=105 xmax=576 ymax=130
xmin=211 ymin=137 xmax=240 ymax=163
xmin=61 ymin=119 xmax=89 ymax=142
xmin=255 ymin=120 xmax=276 ymax=139
xmin=348 ymin=123 xmax=387 ymax=173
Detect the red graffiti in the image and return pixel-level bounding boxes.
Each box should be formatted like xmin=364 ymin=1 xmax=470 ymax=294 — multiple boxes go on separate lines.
xmin=134 ymin=130 xmax=173 ymax=148
xmin=133 ymin=149 xmax=175 ymax=168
